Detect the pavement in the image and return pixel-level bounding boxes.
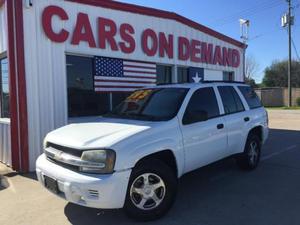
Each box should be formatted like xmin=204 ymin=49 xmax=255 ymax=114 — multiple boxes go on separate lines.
xmin=0 ymin=109 xmax=300 ymax=225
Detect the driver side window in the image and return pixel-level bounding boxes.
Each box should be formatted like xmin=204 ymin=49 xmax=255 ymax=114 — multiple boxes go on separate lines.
xmin=183 ymin=87 xmax=220 ymax=125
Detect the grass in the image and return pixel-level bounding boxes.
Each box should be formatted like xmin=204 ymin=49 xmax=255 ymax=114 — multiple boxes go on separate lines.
xmin=266 ymin=106 xmax=300 ymax=110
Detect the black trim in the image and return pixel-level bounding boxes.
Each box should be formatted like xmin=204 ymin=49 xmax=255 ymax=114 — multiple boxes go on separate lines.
xmin=202 ymin=80 xmax=246 ymax=84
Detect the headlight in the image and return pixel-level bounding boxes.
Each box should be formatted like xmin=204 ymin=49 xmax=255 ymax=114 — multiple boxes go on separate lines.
xmin=80 ymin=150 xmax=116 ymax=174
xmin=43 ymin=139 xmax=48 ymax=149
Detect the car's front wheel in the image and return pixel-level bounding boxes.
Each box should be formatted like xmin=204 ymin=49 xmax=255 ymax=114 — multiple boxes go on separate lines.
xmin=124 ymin=158 xmax=177 ymax=221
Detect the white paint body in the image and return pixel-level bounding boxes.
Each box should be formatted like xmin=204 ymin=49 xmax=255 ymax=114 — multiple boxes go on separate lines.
xmin=36 ymin=83 xmax=268 ymax=209
xmin=21 ymin=0 xmax=246 ymax=171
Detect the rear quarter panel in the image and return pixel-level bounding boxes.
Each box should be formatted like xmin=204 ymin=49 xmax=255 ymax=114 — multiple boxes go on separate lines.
xmin=239 ymin=107 xmax=268 ymax=154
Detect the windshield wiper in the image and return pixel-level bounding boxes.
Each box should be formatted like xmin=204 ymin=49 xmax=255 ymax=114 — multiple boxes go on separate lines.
xmin=125 ymin=113 xmax=159 ymax=121
xmin=102 ymin=112 xmax=124 ymax=118
xmin=103 ymin=112 xmax=160 ymax=121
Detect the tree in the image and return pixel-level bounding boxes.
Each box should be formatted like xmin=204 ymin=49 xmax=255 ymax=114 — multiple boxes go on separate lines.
xmin=245 ymin=54 xmax=260 ymax=80
xmin=245 ymin=77 xmax=258 ymax=88
xmin=262 ymin=60 xmax=300 ymax=87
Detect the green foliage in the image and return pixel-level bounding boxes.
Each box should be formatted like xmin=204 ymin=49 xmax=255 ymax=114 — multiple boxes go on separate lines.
xmin=262 ymin=60 xmax=300 ymax=87
xmin=245 ymin=77 xmax=258 ymax=88
xmin=297 ymin=97 xmax=300 ymax=106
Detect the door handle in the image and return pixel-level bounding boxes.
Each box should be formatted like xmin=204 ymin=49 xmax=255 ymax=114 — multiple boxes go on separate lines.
xmin=217 ymin=124 xmax=224 ymax=129
xmin=244 ymin=117 xmax=250 ymax=122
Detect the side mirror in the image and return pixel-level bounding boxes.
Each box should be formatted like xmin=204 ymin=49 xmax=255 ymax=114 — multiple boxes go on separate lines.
xmin=183 ymin=110 xmax=208 ymax=125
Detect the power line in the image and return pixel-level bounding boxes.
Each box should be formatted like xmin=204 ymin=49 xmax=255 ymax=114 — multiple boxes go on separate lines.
xmin=211 ymin=0 xmax=284 ymax=26
xmin=211 ymin=0 xmax=280 ymax=23
xmin=291 ymin=36 xmax=300 ymax=60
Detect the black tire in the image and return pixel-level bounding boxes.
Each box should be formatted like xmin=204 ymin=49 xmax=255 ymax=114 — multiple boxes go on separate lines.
xmin=236 ymin=133 xmax=261 ymax=170
xmin=124 ymin=158 xmax=178 ymax=221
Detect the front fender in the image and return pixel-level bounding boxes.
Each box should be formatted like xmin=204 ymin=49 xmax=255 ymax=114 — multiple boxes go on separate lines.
xmin=112 ymin=120 xmax=185 ymax=177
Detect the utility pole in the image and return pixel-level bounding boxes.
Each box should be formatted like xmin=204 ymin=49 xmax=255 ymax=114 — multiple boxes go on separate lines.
xmin=288 ymin=0 xmax=292 ymax=107
xmin=282 ymin=1 xmax=293 ymax=107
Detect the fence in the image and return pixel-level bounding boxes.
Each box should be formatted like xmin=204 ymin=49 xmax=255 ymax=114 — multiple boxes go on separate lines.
xmin=255 ymin=87 xmax=300 ymax=107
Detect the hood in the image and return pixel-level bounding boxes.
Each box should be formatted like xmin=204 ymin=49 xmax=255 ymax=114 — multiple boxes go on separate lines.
xmin=45 ymin=118 xmax=153 ymax=149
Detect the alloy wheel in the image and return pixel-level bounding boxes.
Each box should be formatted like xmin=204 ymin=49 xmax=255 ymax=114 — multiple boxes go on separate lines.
xmin=130 ymin=173 xmax=166 ymax=210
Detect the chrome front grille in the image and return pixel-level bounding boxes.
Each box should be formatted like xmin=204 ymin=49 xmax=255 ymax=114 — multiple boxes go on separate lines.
xmin=46 ymin=142 xmax=83 ymax=157
xmin=44 ymin=144 xmax=105 ymax=171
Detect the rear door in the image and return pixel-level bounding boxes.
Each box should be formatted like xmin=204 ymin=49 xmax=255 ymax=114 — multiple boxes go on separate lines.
xmin=216 ymin=85 xmax=249 ymax=154
xmin=180 ymin=87 xmax=228 ymax=173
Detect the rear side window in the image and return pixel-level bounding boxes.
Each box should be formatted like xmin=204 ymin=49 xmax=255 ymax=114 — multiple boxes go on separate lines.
xmin=218 ymin=86 xmax=245 ymax=114
xmin=238 ymin=86 xmax=262 ymax=109
xmin=183 ymin=87 xmax=220 ymax=124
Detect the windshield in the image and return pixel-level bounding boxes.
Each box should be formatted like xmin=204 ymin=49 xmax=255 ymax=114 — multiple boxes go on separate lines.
xmin=104 ymin=88 xmax=188 ymax=121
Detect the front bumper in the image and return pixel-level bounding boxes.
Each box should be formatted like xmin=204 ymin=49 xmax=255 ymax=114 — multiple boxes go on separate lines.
xmin=36 ymin=154 xmax=131 ymax=209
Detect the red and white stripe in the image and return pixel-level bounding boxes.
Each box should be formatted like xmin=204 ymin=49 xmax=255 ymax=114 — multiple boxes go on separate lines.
xmin=94 ymin=60 xmax=157 ymax=92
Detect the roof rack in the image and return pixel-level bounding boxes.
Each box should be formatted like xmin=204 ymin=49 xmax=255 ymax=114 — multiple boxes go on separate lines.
xmin=156 ymin=83 xmax=174 ymax=86
xmin=156 ymin=80 xmax=245 ymax=86
xmin=201 ymin=80 xmax=245 ymax=84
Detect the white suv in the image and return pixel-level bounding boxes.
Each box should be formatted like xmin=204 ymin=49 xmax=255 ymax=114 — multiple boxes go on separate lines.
xmin=36 ymin=82 xmax=268 ymax=221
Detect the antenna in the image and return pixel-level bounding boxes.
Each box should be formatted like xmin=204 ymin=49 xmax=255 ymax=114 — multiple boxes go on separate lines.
xmin=239 ymin=19 xmax=250 ymax=43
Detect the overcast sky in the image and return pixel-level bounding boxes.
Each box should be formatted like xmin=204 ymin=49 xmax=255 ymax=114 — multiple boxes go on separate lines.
xmin=118 ymin=0 xmax=300 ymax=83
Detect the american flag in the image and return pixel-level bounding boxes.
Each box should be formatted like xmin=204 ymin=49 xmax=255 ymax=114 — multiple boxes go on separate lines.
xmin=94 ymin=56 xmax=157 ymax=92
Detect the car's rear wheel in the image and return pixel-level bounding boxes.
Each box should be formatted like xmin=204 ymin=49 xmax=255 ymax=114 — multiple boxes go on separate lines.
xmin=124 ymin=158 xmax=177 ymax=221
xmin=236 ymin=133 xmax=261 ymax=170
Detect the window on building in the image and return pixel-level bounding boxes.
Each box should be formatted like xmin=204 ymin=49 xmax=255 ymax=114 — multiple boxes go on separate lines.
xmin=238 ymin=86 xmax=262 ymax=109
xmin=218 ymin=86 xmax=245 ymax=114
xmin=156 ymin=65 xmax=172 ymax=84
xmin=112 ymin=92 xmax=131 ymax=109
xmin=0 ymin=57 xmax=9 ymax=118
xmin=66 ymin=55 xmax=110 ymax=117
xmin=183 ymin=87 xmax=220 ymax=124
xmin=177 ymin=67 xmax=188 ymax=83
xmin=223 ymin=71 xmax=234 ymax=81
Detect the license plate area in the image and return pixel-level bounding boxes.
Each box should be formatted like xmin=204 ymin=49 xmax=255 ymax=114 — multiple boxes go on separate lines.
xmin=44 ymin=175 xmax=59 ymax=194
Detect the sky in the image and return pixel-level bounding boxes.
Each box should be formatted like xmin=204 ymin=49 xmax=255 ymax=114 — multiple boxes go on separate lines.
xmin=118 ymin=0 xmax=300 ymax=83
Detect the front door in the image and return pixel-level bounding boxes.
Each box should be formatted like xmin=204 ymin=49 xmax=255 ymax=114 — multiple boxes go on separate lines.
xmin=180 ymin=87 xmax=228 ymax=173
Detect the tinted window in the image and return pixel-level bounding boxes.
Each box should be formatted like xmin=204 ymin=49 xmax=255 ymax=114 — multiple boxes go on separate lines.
xmin=223 ymin=71 xmax=235 ymax=81
xmin=0 ymin=57 xmax=9 ymax=118
xmin=112 ymin=93 xmax=131 ymax=109
xmin=106 ymin=88 xmax=188 ymax=121
xmin=183 ymin=87 xmax=220 ymax=124
xmin=238 ymin=86 xmax=262 ymax=109
xmin=231 ymin=88 xmax=245 ymax=111
xmin=218 ymin=86 xmax=245 ymax=114
xmin=157 ymin=65 xmax=172 ymax=84
xmin=177 ymin=67 xmax=188 ymax=83
xmin=67 ymin=55 xmax=110 ymax=117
